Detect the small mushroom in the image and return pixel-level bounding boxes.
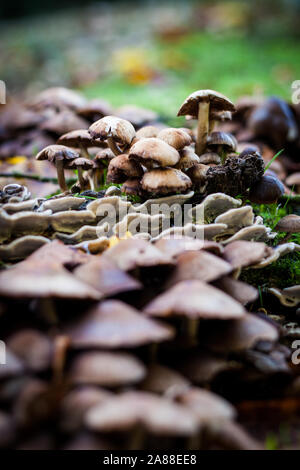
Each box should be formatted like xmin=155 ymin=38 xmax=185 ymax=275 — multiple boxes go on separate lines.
xmin=177 ymin=89 xmax=235 ymax=155
xmin=249 ymin=174 xmax=285 ymax=204
xmin=198 ymin=152 xmax=221 ymax=165
xmin=30 ymin=87 xmax=86 ymax=111
xmin=129 ymin=138 xmax=180 ymax=168
xmin=207 ymin=131 xmax=237 ymax=163
xmin=121 ymin=178 xmax=145 ymax=197
xmin=175 ymin=146 xmax=200 ymax=170
xmin=186 ymin=163 xmax=208 ymax=191
xmin=285 ymin=172 xmax=300 ymax=193
xmin=141 ymin=167 xmax=192 ymax=195
xmin=77 ymin=99 xmax=113 ymax=121
xmin=274 ymin=214 xmax=300 ymax=243
xmin=157 ymin=128 xmax=192 ymax=150
xmin=36 ymin=145 xmax=79 ymax=193
xmin=106 ymin=154 xmax=143 ymax=184
xmin=67 ymin=157 xmax=95 ymax=192
xmin=89 ymin=116 xmax=135 ymax=156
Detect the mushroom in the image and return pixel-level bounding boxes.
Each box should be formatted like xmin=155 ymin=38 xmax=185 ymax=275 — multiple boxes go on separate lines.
xmin=141 ymin=168 xmax=192 ymax=195
xmin=115 ymin=105 xmax=158 ymax=128
xmin=207 ymin=131 xmax=237 ymax=163
xmin=129 ymin=138 xmax=180 ymax=168
xmin=198 ymin=152 xmax=221 ymax=165
xmin=214 ymin=277 xmax=258 ymax=305
xmin=223 ymin=240 xmax=271 ymax=269
xmin=141 ymin=364 xmax=190 ymax=398
xmin=69 ymin=351 xmax=146 ymax=387
xmin=41 ymin=110 xmax=89 ymax=136
xmin=36 ymin=145 xmax=79 ymax=193
xmin=57 ymin=129 xmax=105 ymax=158
xmin=66 ymin=157 xmax=95 ymax=192
xmin=177 ymin=90 xmax=235 ymax=155
xmin=7 ymin=329 xmax=52 ymax=373
xmin=174 ymin=146 xmax=200 ymax=170
xmin=155 ymin=236 xmax=223 ymax=258
xmin=157 ymin=128 xmax=192 ymax=150
xmin=285 ymin=172 xmax=300 ymax=193
xmin=64 ymin=300 xmax=174 ymax=349
xmin=135 ymin=125 xmax=160 ymax=140
xmin=77 ymin=99 xmax=113 ymax=121
xmin=89 ymin=116 xmax=135 ymax=156
xmin=274 ymin=214 xmax=300 ymax=243
xmin=248 ymin=174 xmax=285 ymax=204
xmin=30 ymin=87 xmax=87 ymax=111
xmin=121 ymin=178 xmax=145 ymax=197
xmin=106 ymin=154 xmax=143 ymax=184
xmin=186 ymin=163 xmax=208 ymax=190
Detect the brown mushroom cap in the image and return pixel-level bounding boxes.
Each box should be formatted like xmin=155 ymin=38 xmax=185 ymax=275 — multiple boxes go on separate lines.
xmin=65 ymin=300 xmax=174 ymax=349
xmin=74 ymin=256 xmax=142 ymax=296
xmin=177 ymin=89 xmax=235 ymax=117
xmin=115 ymin=105 xmax=158 ymax=128
xmin=207 ymin=132 xmax=237 ymax=151
xmin=129 ymin=138 xmax=180 ymax=168
xmin=121 ymin=178 xmax=144 ymax=196
xmin=186 ymin=163 xmax=208 ymax=186
xmin=67 ymin=157 xmax=95 ymax=171
xmin=166 ymin=250 xmax=232 ymax=287
xmin=175 ymin=146 xmax=200 ymax=170
xmin=7 ymin=329 xmax=52 ymax=372
xmin=57 ymin=129 xmax=103 ymax=148
xmin=223 ymin=241 xmax=271 ymax=269
xmin=157 ymin=128 xmax=192 ymax=150
xmin=274 ymin=214 xmax=300 ymax=233
xmin=141 ymin=167 xmax=192 ymax=195
xmin=36 ymin=145 xmax=79 ymax=163
xmin=143 ymin=280 xmax=245 ymax=319
xmin=69 ymin=351 xmax=146 ymax=387
xmin=135 ymin=125 xmax=160 ymax=139
xmin=89 ymin=116 xmax=135 ymax=146
xmin=106 ymin=154 xmax=143 ymax=183
xmin=249 ymin=175 xmax=285 ymax=204
xmin=198 ymin=152 xmax=221 ymax=165
xmin=85 ymin=391 xmax=198 ymax=436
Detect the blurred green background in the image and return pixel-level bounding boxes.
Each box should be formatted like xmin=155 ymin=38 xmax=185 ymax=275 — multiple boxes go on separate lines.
xmin=1 ymin=0 xmax=300 ymax=116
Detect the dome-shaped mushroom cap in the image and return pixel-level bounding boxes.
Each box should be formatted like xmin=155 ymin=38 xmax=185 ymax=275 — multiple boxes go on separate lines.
xmin=177 ymin=89 xmax=235 ymax=117
xmin=198 ymin=152 xmax=221 ymax=165
xmin=135 ymin=125 xmax=160 ymax=139
xmin=30 ymin=87 xmax=87 ymax=110
xmin=89 ymin=116 xmax=135 ymax=145
xmin=157 ymin=128 xmax=192 ymax=150
xmin=69 ymin=351 xmax=146 ymax=387
xmin=57 ymin=129 xmax=100 ymax=148
xmin=186 ymin=163 xmax=208 ymax=186
xmin=175 ymin=147 xmax=200 ymax=170
xmin=36 ymin=145 xmax=79 ymax=163
xmin=106 ymin=154 xmax=143 ymax=183
xmin=143 ymin=280 xmax=245 ymax=319
xmin=249 ymin=175 xmax=285 ymax=204
xmin=67 ymin=157 xmax=95 ymax=170
xmin=141 ymin=167 xmax=192 ymax=195
xmin=207 ymin=132 xmax=237 ymax=151
xmin=275 ymin=214 xmax=300 ymax=233
xmin=129 ymin=138 xmax=180 ymax=168
xmin=65 ymin=300 xmax=174 ymax=348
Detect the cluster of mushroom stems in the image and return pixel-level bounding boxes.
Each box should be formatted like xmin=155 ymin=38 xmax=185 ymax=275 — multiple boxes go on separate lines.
xmin=36 ymin=90 xmax=239 ymax=197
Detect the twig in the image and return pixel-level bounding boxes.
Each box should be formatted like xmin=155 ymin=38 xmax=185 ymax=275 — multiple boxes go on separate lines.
xmin=0 ymin=172 xmax=77 ymax=185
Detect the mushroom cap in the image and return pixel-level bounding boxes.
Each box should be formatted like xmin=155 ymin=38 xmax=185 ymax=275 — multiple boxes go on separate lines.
xmin=155 ymin=236 xmax=223 ymax=258
xmin=223 ymin=240 xmax=271 ymax=269
xmin=65 ymin=300 xmax=174 ymax=348
xmin=7 ymin=329 xmax=52 ymax=372
xmin=186 ymin=163 xmax=208 ymax=186
xmin=67 ymin=157 xmax=95 ymax=171
xmin=94 ymin=148 xmax=116 ymax=162
xmin=214 ymin=277 xmax=258 ymax=305
xmin=199 ymin=313 xmax=279 ymax=353
xmin=135 ymin=125 xmax=160 ymax=139
xmin=175 ymin=146 xmax=200 ymax=170
xmin=74 ymin=256 xmax=142 ymax=296
xmin=199 ymin=152 xmax=221 ymax=165
xmin=69 ymin=351 xmax=146 ymax=387
xmin=121 ymin=178 xmax=144 ymax=196
xmin=104 ymin=238 xmax=174 ymax=271
xmin=207 ymin=132 xmax=237 ymax=151
xmin=89 ymin=116 xmax=135 ymax=146
xmin=141 ymin=167 xmax=192 ymax=195
xmin=166 ymin=250 xmax=232 ymax=286
xmin=143 ymin=280 xmax=245 ymax=319
xmin=249 ymin=175 xmax=285 ymax=204
xmin=77 ymin=99 xmax=113 ymax=120
xmin=274 ymin=214 xmax=300 ymax=233
xmin=285 ymin=172 xmax=300 ymax=187
xmin=57 ymin=129 xmax=102 ymax=148
xmin=157 ymin=128 xmax=192 ymax=150
xmin=30 ymin=87 xmax=87 ymax=110
xmin=129 ymin=138 xmax=180 ymax=168
xmin=210 ymin=110 xmax=232 ymax=122
xmin=41 ymin=111 xmax=88 ymax=135
xmin=36 ymin=145 xmax=79 ymax=163
xmin=177 ymin=89 xmax=235 ymax=117
xmin=106 ymin=154 xmax=143 ymax=183
xmin=85 ymin=391 xmax=198 ymax=436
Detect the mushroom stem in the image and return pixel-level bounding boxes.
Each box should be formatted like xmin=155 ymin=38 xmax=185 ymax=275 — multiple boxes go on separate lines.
xmin=77 ymin=167 xmax=86 ymax=192
xmin=195 ymin=100 xmax=210 ymax=156
xmin=38 ymin=298 xmax=58 ymax=325
xmin=107 ymin=137 xmax=123 ymax=156
xmin=52 ymin=335 xmax=70 ymax=387
xmin=209 ymin=119 xmax=216 ymax=133
xmin=55 ymin=159 xmax=68 ymax=192
xmin=93 ymin=168 xmax=104 ymax=190
xmin=80 ymin=145 xmax=90 ymax=159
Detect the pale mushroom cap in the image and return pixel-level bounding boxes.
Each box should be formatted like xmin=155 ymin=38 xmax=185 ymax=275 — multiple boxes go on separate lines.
xmin=285 ymin=172 xmax=300 ymax=186
xmin=57 ymin=129 xmax=100 ymax=148
xmin=157 ymin=128 xmax=192 ymax=150
xmin=65 ymin=300 xmax=174 ymax=348
xmin=199 ymin=152 xmax=221 ymax=165
xmin=175 ymin=146 xmax=200 ymax=170
xmin=129 ymin=138 xmax=180 ymax=168
xmin=223 ymin=240 xmax=270 ymax=269
xmin=36 ymin=145 xmax=79 ymax=163
xmin=69 ymin=351 xmax=146 ymax=387
xmin=89 ymin=116 xmax=136 ymax=146
xmin=275 ymin=214 xmax=300 ymax=233
xmin=177 ymin=89 xmax=235 ymax=117
xmin=143 ymin=279 xmax=245 ymax=319
xmin=207 ymin=132 xmax=237 ymax=151
xmin=141 ymin=167 xmax=192 ymax=194
xmin=67 ymin=157 xmax=95 ymax=170
xmin=135 ymin=125 xmax=160 ymax=139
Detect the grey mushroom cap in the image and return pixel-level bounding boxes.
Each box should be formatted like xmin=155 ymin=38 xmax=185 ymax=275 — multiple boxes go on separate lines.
xmin=36 ymin=145 xmax=79 ymax=163
xmin=177 ymin=89 xmax=235 ymax=117
xmin=141 ymin=167 xmax=192 ymax=195
xmin=89 ymin=116 xmax=136 ymax=146
xmin=129 ymin=138 xmax=180 ymax=168
xmin=207 ymin=132 xmax=237 ymax=151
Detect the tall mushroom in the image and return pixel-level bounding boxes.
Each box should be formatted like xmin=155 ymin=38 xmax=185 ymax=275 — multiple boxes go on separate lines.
xmin=36 ymin=145 xmax=79 ymax=194
xmin=177 ymin=90 xmax=235 ymax=156
xmin=89 ymin=116 xmax=135 ymax=156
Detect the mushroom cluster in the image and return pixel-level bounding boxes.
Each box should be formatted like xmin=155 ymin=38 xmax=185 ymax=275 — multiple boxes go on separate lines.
xmin=0 ymin=233 xmax=298 ymax=450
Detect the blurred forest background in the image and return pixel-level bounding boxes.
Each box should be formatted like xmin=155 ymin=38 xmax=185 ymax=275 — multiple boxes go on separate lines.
xmin=1 ymin=0 xmax=300 ymax=117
